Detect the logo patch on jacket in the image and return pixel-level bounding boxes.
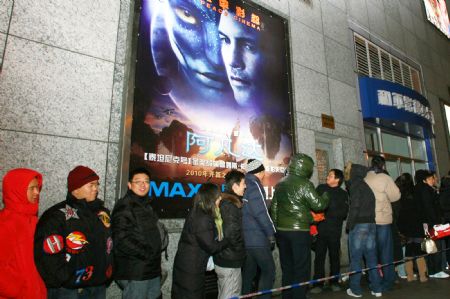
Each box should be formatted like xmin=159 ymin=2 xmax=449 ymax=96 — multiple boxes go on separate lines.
xmin=60 ymin=205 xmax=79 ymax=220
xmin=106 ymin=237 xmax=113 ymax=255
xmin=43 ymin=234 xmax=64 ymax=254
xmin=97 ymin=210 xmax=111 ymax=228
xmin=66 ymin=231 xmax=89 ymax=253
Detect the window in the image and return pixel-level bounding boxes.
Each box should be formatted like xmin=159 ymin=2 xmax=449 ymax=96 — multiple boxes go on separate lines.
xmin=411 ymin=138 xmax=427 ymax=160
xmin=353 ymin=33 xmax=423 ymax=94
xmin=381 ymin=132 xmax=410 ymax=157
xmin=365 ymin=127 xmax=380 ymax=151
xmin=364 ymin=125 xmax=429 ymax=176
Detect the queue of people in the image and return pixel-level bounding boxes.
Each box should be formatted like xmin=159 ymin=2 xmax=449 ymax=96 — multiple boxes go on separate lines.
xmin=1 ymin=154 xmax=450 ymax=299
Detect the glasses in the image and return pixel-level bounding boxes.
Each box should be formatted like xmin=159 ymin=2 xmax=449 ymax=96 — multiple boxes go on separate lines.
xmin=132 ymin=180 xmax=150 ymax=185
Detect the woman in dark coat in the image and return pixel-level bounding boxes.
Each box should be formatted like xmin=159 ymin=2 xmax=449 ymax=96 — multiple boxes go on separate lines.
xmin=439 ymin=176 xmax=450 ymax=268
xmin=397 ymin=173 xmax=428 ymax=282
xmin=414 ymin=170 xmax=448 ymax=278
xmin=172 ymin=183 xmax=229 ymax=299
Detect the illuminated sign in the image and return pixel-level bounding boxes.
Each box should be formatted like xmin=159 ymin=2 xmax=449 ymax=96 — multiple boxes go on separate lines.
xmin=423 ymin=0 xmax=450 ymax=38
xmin=130 ymin=0 xmax=294 ymax=217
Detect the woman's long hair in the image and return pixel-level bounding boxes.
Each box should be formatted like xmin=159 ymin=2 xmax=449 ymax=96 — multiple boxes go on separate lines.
xmin=395 ymin=173 xmax=414 ymax=199
xmin=193 ymin=183 xmax=220 ymax=218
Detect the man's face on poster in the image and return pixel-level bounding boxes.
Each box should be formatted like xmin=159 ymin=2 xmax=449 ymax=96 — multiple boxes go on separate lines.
xmin=219 ymin=12 xmax=265 ymax=107
xmin=164 ymin=0 xmax=229 ymax=92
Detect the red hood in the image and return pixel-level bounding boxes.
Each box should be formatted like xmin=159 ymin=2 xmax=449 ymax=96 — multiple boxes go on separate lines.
xmin=2 ymin=168 xmax=43 ymax=215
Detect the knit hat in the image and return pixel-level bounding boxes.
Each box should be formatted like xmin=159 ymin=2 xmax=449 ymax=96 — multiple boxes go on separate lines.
xmin=246 ymin=159 xmax=265 ymax=174
xmin=67 ymin=166 xmax=99 ymax=192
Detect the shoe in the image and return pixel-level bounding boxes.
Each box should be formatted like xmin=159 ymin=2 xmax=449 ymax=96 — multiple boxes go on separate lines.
xmin=371 ymin=291 xmax=382 ymax=297
xmin=331 ymin=284 xmax=341 ymax=292
xmin=341 ymin=274 xmax=349 ymax=282
xmin=346 ymin=288 xmax=362 ymax=298
xmin=398 ymin=274 xmax=407 ymax=279
xmin=310 ymin=286 xmax=323 ymax=294
xmin=429 ymin=271 xmax=450 ymax=278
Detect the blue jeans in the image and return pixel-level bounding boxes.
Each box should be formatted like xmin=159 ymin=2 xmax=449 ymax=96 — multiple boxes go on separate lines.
xmin=117 ymin=277 xmax=161 ymax=299
xmin=276 ymin=230 xmax=311 ymax=299
xmin=349 ymin=224 xmax=382 ymax=295
xmin=242 ymin=247 xmax=275 ymax=299
xmin=376 ymin=224 xmax=395 ymax=291
xmin=48 ymin=286 xmax=106 ymax=299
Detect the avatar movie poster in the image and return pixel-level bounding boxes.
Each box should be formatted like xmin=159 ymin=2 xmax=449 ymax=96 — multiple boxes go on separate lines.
xmin=130 ymin=0 xmax=294 ymax=218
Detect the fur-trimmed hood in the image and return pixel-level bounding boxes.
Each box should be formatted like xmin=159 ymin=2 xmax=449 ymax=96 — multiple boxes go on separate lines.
xmin=221 ymin=192 xmax=243 ymax=208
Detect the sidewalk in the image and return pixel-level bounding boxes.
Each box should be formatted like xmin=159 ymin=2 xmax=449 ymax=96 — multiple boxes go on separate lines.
xmin=307 ymin=277 xmax=450 ymax=299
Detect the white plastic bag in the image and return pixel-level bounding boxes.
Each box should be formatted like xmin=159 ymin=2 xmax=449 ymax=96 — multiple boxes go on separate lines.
xmin=206 ymin=256 xmax=215 ymax=271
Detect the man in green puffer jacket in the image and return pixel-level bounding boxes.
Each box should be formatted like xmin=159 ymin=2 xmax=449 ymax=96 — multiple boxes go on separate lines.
xmin=271 ymin=153 xmax=329 ymax=299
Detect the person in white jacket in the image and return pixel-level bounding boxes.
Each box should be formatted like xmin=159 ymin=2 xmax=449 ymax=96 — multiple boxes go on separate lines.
xmin=365 ymin=155 xmax=401 ymax=293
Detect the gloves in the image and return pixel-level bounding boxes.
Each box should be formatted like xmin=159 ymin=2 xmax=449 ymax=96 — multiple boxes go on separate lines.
xmin=268 ymin=235 xmax=276 ymax=251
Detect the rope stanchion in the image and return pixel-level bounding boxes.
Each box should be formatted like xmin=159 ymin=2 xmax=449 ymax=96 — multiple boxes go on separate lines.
xmin=229 ymin=247 xmax=450 ymax=299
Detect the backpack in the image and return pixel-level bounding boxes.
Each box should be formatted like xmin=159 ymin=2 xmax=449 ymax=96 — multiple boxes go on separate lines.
xmin=157 ymin=220 xmax=169 ymax=260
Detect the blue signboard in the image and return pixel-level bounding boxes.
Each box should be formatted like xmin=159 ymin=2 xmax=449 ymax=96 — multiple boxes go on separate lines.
xmin=358 ymin=76 xmax=435 ymax=170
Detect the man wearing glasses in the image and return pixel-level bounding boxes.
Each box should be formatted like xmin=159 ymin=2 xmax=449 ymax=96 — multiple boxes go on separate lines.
xmin=112 ymin=168 xmax=162 ymax=299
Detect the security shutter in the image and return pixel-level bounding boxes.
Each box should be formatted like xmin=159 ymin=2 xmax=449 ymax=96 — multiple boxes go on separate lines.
xmin=368 ymin=44 xmax=382 ymax=79
xmin=353 ymin=33 xmax=423 ymax=94
xmin=354 ymin=35 xmax=370 ymax=76
xmin=391 ymin=57 xmax=403 ymax=85
xmin=380 ymin=51 xmax=393 ymax=81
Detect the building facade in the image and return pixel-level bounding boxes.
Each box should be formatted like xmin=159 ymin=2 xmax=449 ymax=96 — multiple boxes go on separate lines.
xmin=1 ymin=0 xmax=449 ymax=297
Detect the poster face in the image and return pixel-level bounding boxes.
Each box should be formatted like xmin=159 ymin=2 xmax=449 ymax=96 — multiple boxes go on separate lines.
xmin=130 ymin=0 xmax=294 ymax=217
xmin=423 ymin=0 xmax=450 ymax=38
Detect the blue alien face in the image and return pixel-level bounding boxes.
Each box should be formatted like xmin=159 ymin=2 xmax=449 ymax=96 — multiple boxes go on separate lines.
xmin=164 ymin=0 xmax=229 ymax=92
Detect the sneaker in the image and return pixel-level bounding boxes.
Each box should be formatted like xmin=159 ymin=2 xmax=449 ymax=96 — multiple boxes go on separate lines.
xmin=371 ymin=291 xmax=382 ymax=297
xmin=398 ymin=274 xmax=407 ymax=279
xmin=429 ymin=271 xmax=450 ymax=278
xmin=310 ymin=286 xmax=323 ymax=294
xmin=346 ymin=288 xmax=362 ymax=298
xmin=331 ymin=284 xmax=341 ymax=292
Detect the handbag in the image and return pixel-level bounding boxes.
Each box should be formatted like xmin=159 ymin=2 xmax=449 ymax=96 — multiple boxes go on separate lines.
xmin=421 ymin=230 xmax=438 ymax=254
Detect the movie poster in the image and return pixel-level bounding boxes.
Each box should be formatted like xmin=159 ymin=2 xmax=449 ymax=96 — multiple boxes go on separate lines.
xmin=130 ymin=0 xmax=294 ymax=217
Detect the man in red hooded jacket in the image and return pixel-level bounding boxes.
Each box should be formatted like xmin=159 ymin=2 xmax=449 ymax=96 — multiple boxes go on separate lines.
xmin=0 ymin=168 xmax=47 ymax=299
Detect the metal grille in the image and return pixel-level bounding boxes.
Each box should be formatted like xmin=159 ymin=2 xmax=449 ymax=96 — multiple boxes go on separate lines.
xmin=354 ymin=35 xmax=370 ymax=76
xmin=353 ymin=33 xmax=422 ymax=94
xmin=380 ymin=51 xmax=393 ymax=81
xmin=411 ymin=68 xmax=422 ymax=93
xmin=402 ymin=63 xmax=413 ymax=89
xmin=392 ymin=57 xmax=403 ymax=85
xmin=368 ymin=44 xmax=382 ymax=79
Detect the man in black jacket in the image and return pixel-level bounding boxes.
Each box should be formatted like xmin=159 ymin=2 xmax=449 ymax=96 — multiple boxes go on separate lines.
xmin=34 ymin=166 xmax=113 ymax=299
xmin=112 ymin=168 xmax=162 ymax=299
xmin=214 ymin=170 xmax=246 ymax=299
xmin=311 ymin=169 xmax=348 ymax=293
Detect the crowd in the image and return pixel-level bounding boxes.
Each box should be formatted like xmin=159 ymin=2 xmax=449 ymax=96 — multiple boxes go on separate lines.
xmin=1 ymin=153 xmax=450 ymax=299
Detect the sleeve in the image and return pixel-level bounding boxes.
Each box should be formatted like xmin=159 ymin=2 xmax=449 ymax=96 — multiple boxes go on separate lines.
xmin=0 ymin=224 xmax=25 ymax=297
xmin=420 ymin=189 xmax=439 ymax=225
xmin=195 ymin=216 xmax=228 ymax=255
xmin=336 ymin=190 xmax=349 ymax=220
xmin=247 ymin=181 xmax=276 ymax=237
xmin=440 ymin=194 xmax=450 ymax=212
xmin=221 ymin=204 xmax=241 ymax=248
xmin=270 ymin=188 xmax=279 ymax=227
xmin=305 ymin=181 xmax=329 ymax=212
xmin=111 ymin=203 xmax=151 ymax=259
xmin=34 ymin=210 xmax=73 ymax=287
xmin=385 ymin=176 xmax=401 ymax=203
xmin=316 ymin=184 xmax=326 ymax=196
xmin=346 ymin=187 xmax=360 ymax=231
